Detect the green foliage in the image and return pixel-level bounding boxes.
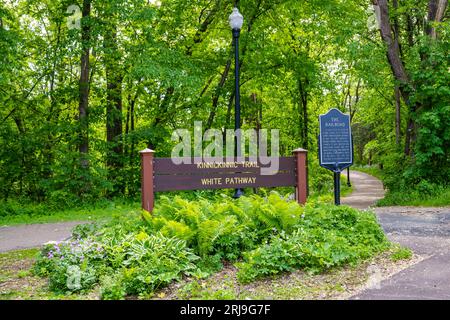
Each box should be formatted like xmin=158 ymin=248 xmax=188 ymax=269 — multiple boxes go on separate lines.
xmin=178 ymin=280 xmax=237 ymax=300
xmin=0 ymin=0 xmax=374 ymax=205
xmin=34 ymin=240 xmax=105 ymax=293
xmin=0 ymin=198 xmax=140 ymax=226
xmin=34 ymin=194 xmax=390 ymax=298
xmin=378 ymin=185 xmax=450 ymax=207
xmin=146 ymin=193 xmax=306 ymax=260
xmin=236 ymin=204 xmax=389 ymax=283
xmin=390 ymin=246 xmax=413 ymax=262
xmin=1 ymin=0 xmax=448 ymax=207
xmin=34 ymin=231 xmax=200 ymax=298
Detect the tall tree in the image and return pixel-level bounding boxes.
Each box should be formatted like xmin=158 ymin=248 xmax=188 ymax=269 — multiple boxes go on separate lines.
xmin=78 ymin=0 xmax=91 ymax=169
xmin=374 ymin=0 xmax=448 ymax=156
xmin=104 ymin=10 xmax=124 ymax=194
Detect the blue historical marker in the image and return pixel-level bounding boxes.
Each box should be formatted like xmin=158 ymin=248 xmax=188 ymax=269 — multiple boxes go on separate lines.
xmin=318 ymin=108 xmax=353 ymax=205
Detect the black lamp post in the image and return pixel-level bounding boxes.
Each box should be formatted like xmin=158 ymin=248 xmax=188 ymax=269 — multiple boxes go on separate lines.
xmin=229 ymin=7 xmax=244 ymax=199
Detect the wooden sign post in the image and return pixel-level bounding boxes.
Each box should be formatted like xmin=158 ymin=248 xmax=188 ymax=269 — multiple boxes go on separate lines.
xmin=140 ymin=148 xmax=155 ymax=212
xmin=318 ymin=109 xmax=353 ymax=205
xmin=140 ymin=149 xmax=309 ymax=212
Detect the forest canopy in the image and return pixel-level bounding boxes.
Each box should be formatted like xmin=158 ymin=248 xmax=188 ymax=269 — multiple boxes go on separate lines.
xmin=0 ymin=0 xmax=448 ymax=205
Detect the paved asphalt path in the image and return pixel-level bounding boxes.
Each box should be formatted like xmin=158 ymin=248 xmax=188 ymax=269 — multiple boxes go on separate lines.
xmin=0 ymin=221 xmax=86 ymax=252
xmin=341 ymin=171 xmax=450 ymax=300
xmin=341 ymin=171 xmax=385 ymax=209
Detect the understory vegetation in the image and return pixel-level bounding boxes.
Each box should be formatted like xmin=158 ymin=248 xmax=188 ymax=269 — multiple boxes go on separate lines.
xmin=0 ymin=198 xmax=139 ymax=226
xmin=378 ymin=185 xmax=450 ymax=207
xmin=354 ymin=165 xmax=450 ymax=207
xmin=33 ymin=193 xmax=390 ymax=299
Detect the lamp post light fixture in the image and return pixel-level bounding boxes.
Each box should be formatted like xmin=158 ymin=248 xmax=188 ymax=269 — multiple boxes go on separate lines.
xmin=229 ymin=7 xmax=244 ymax=199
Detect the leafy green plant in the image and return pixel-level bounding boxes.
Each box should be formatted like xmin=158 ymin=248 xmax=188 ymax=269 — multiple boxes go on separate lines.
xmin=34 ymin=193 xmax=390 ymax=298
xmin=236 ymin=204 xmax=389 ymax=283
xmin=34 ymin=231 xmax=200 ymax=298
xmin=378 ymin=183 xmax=450 ymax=207
xmin=145 ymin=193 xmax=306 ymax=260
xmin=177 ymin=279 xmax=236 ymax=300
xmin=390 ymin=246 xmax=413 ymax=262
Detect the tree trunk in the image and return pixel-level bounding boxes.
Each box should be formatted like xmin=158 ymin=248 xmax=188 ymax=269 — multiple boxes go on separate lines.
xmin=78 ymin=0 xmax=91 ymax=169
xmin=206 ymin=58 xmax=232 ymax=131
xmin=375 ymin=0 xmax=417 ymax=156
xmin=375 ymin=0 xmax=412 ymax=105
xmin=105 ymin=30 xmax=123 ymax=154
xmin=426 ymin=0 xmax=448 ymax=39
xmin=298 ymin=78 xmax=309 ymax=150
xmin=404 ymin=118 xmax=415 ymax=156
xmin=104 ymin=23 xmax=124 ymax=195
xmin=395 ymin=85 xmax=402 ymax=146
xmin=350 ymin=79 xmax=361 ymax=122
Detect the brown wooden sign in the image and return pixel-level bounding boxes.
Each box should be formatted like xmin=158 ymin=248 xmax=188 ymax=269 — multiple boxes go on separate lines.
xmin=140 ymin=149 xmax=308 ymax=212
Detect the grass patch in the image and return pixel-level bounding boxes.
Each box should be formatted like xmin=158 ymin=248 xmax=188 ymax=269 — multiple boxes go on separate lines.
xmin=377 ymin=187 xmax=450 ymax=207
xmin=341 ymin=177 xmax=353 ymax=197
xmin=0 ymin=248 xmax=49 ymax=300
xmin=352 ymin=165 xmax=384 ymax=180
xmin=352 ymin=165 xmax=449 ymax=207
xmin=306 ymin=179 xmax=353 ymax=204
xmin=390 ymin=246 xmax=413 ymax=262
xmin=0 ymin=201 xmax=140 ymax=227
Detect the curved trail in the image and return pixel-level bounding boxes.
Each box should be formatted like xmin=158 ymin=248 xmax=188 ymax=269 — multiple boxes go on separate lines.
xmin=342 ymin=171 xmax=450 ymax=300
xmin=341 ymin=170 xmax=385 ymax=209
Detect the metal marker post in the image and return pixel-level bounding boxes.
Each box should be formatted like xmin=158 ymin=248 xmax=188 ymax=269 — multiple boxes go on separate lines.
xmin=334 ymin=164 xmax=341 ymax=206
xmin=347 ymin=167 xmax=351 ymax=187
xmin=319 ymin=109 xmax=353 ymax=207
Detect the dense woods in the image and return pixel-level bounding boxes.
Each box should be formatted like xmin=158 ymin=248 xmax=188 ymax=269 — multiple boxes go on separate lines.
xmin=0 ymin=0 xmax=448 ymax=206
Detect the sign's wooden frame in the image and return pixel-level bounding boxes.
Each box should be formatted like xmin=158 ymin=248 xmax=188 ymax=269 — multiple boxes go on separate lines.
xmin=140 ymin=149 xmax=308 ymax=212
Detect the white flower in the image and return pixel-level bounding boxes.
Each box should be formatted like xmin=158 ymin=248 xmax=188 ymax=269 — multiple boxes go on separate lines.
xmin=43 ymin=241 xmax=58 ymax=246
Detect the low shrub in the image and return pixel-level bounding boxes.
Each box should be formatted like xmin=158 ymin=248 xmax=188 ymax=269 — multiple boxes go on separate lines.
xmin=144 ymin=193 xmax=305 ymax=260
xmin=34 ymin=193 xmax=390 ymax=299
xmin=34 ymin=232 xmax=200 ymax=298
xmin=378 ymin=182 xmax=450 ymax=206
xmin=0 ymin=199 xmax=49 ymax=218
xmin=236 ymin=204 xmax=388 ymax=283
xmin=34 ymin=239 xmax=106 ymax=292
